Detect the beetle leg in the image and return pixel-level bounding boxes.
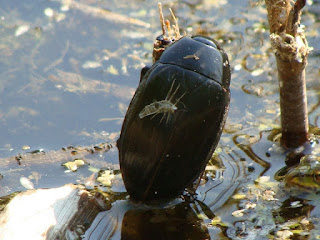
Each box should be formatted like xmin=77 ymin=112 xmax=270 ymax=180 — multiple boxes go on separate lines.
xmin=193 ymin=170 xmax=205 ymax=192
xmin=140 ymin=66 xmax=150 ymax=83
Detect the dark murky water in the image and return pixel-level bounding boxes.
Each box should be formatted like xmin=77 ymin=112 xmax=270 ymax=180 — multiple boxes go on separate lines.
xmin=0 ymin=0 xmax=320 ymax=239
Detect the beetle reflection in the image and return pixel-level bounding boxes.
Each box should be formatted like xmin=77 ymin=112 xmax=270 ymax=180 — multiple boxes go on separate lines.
xmin=83 ymin=199 xmax=219 ymax=240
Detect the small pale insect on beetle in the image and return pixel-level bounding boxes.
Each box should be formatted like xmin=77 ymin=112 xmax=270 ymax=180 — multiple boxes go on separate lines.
xmin=138 ymin=80 xmax=186 ymax=124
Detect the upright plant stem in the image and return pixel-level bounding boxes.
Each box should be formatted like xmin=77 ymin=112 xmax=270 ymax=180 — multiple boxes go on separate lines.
xmin=265 ymin=0 xmax=311 ymax=148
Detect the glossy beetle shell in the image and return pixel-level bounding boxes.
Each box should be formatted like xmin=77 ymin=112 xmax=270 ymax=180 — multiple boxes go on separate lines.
xmin=118 ymin=36 xmax=231 ymax=201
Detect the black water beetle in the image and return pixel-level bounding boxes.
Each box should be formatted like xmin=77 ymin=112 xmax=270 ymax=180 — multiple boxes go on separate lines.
xmin=117 ymin=35 xmax=231 ymax=202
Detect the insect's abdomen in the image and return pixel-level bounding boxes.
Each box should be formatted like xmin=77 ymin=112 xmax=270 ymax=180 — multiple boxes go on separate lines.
xmin=118 ymin=60 xmax=230 ymax=201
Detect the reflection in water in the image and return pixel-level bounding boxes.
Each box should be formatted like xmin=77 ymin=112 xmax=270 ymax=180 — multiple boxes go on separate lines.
xmin=83 ymin=134 xmax=275 ymax=239
xmin=271 ymin=197 xmax=315 ymax=240
xmin=233 ymin=133 xmax=271 ymax=175
xmin=198 ymin=148 xmax=247 ymax=211
xmin=83 ymin=200 xmax=213 ymax=240
xmin=83 ymin=131 xmax=276 ymax=239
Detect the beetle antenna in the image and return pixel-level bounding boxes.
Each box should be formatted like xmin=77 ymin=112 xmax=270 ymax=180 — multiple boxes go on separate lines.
xmin=165 ymin=19 xmax=171 ymax=38
xmin=169 ymin=8 xmax=181 ymax=39
xmin=158 ymin=2 xmax=166 ymax=36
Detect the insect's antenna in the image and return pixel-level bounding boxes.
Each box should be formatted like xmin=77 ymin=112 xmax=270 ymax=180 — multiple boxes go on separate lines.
xmin=169 ymin=8 xmax=181 ymax=39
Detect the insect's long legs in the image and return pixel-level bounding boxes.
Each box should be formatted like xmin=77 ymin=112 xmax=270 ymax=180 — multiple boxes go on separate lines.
xmin=166 ymin=79 xmax=177 ymax=99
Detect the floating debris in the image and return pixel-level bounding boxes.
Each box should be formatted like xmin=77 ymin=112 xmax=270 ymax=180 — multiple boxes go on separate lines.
xmin=15 ymin=25 xmax=30 ymax=37
xmin=251 ymin=68 xmax=264 ymax=76
xmin=96 ymin=170 xmax=115 ymax=187
xmin=20 ymin=177 xmax=34 ymax=190
xmin=275 ymin=229 xmax=293 ymax=239
xmin=62 ymin=159 xmax=86 ymax=172
xmin=50 ymin=69 xmax=135 ymax=100
xmin=244 ymin=201 xmax=256 ymax=209
xmin=71 ymin=150 xmax=77 ymax=155
xmin=29 ymin=149 xmax=45 ymax=154
xmin=43 ymin=8 xmax=66 ymax=22
xmin=232 ymin=193 xmax=247 ymax=200
xmin=44 ymin=8 xmax=54 ymax=17
xmin=0 ymin=184 xmax=101 ymax=240
xmin=21 ymin=145 xmax=30 ymax=150
xmin=61 ymin=0 xmax=150 ymax=28
xmin=210 ymin=216 xmax=228 ymax=227
xmin=82 ymin=61 xmax=102 ymax=69
xmin=232 ymin=209 xmax=246 ymax=217
xmin=106 ymin=65 xmax=119 ymax=75
xmin=289 ymin=200 xmax=303 ymax=208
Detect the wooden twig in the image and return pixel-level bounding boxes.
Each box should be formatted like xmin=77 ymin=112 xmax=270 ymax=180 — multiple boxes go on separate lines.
xmin=265 ymin=0 xmax=311 ymax=148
